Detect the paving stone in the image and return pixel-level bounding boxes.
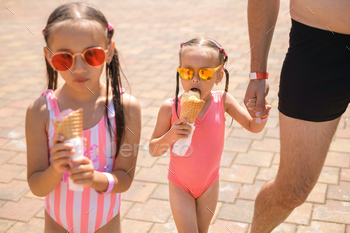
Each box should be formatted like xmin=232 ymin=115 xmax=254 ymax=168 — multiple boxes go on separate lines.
xmin=0 ymin=219 xmax=15 ymax=233
xmin=271 ymin=223 xmax=297 ymax=233
xmin=121 ymin=219 xmax=154 ymax=233
xmin=229 ymin=128 xmax=265 ymax=140
xmin=223 ymin=137 xmax=252 ymax=153
xmin=0 ymin=150 xmax=16 ymax=166
xmin=297 ymin=221 xmax=345 ymax=233
xmin=0 ymin=163 xmax=26 ymax=183
xmin=0 ymin=180 xmax=29 ymax=201
xmin=155 ymin=156 xmax=170 ymax=165
xmin=341 ymin=169 xmax=350 ymax=182
xmin=347 ymin=225 xmax=350 ymax=233
xmin=272 ymin=153 xmax=280 ymax=165
xmin=151 ymin=184 xmax=169 ymax=200
xmin=0 ymin=117 xmax=23 ymax=128
xmin=307 ymin=183 xmax=327 ymax=204
xmin=5 ymin=218 xmax=44 ymax=233
xmin=313 ymin=200 xmax=350 ymax=224
xmin=120 ymin=200 xmax=134 ymax=219
xmin=149 ymin=218 xmax=177 ymax=233
xmin=125 ymin=199 xmax=171 ymax=223
xmin=1 ymin=139 xmax=26 ymax=152
xmin=251 ymin=138 xmax=280 ymax=153
xmin=234 ymin=150 xmax=274 ymax=167
xmin=330 ymin=138 xmax=350 ymax=153
xmin=325 ymin=152 xmax=350 ymax=168
xmin=217 ymin=199 xmax=254 ymax=223
xmin=327 ymin=182 xmax=350 ymax=201
xmin=35 ymin=207 xmax=45 ymax=219
xmin=134 ymin=164 xmax=168 ymax=184
xmin=285 ymin=202 xmax=313 ymax=225
xmin=256 ymin=165 xmax=278 ymax=181
xmin=218 ymin=181 xmax=241 ymax=203
xmin=7 ymin=152 xmax=26 ymax=165
xmin=136 ymin=148 xmax=159 ymax=167
xmin=209 ymin=219 xmax=249 ymax=233
xmin=0 ymin=198 xmax=43 ymax=222
xmin=265 ymin=128 xmax=280 ymax=139
xmin=318 ymin=166 xmax=339 ymax=184
xmin=122 ymin=181 xmax=158 ymax=202
xmin=220 ymin=165 xmax=258 ymax=184
xmin=220 ymin=151 xmax=236 ymax=168
xmin=238 ymin=180 xmax=266 ymax=201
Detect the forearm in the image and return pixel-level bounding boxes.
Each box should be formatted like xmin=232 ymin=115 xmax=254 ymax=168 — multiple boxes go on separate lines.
xmin=248 ymin=0 xmax=280 ymax=72
xmin=91 ymin=170 xmax=133 ymax=194
xmin=149 ymin=134 xmax=172 ymax=157
xmin=28 ymin=165 xmax=64 ymax=197
xmin=249 ymin=119 xmax=267 ymax=133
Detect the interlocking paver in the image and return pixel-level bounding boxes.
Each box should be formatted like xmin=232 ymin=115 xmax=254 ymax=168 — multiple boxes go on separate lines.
xmin=0 ymin=164 xmax=25 ymax=183
xmin=238 ymin=180 xmax=266 ymax=201
xmin=221 ymin=165 xmax=258 ymax=184
xmin=217 ymin=199 xmax=254 ymax=223
xmin=5 ymin=218 xmax=44 ymax=233
xmin=312 ymin=200 xmax=350 ymax=224
xmin=297 ymin=221 xmax=345 ymax=233
xmin=218 ymin=181 xmax=241 ymax=203
xmin=307 ymin=183 xmax=327 ymax=204
xmin=327 ymin=182 xmax=350 ymax=201
xmin=318 ymin=166 xmax=340 ymax=184
xmin=285 ymin=203 xmax=313 ymax=225
xmin=234 ymin=150 xmax=274 ymax=167
xmin=1 ymin=0 xmax=349 ymax=232
xmin=209 ymin=219 xmax=249 ymax=233
xmin=150 ymin=184 xmax=169 ymax=201
xmin=0 ymin=180 xmax=29 ymax=201
xmin=341 ymin=169 xmax=350 ymax=182
xmin=125 ymin=199 xmax=171 ymax=223
xmin=0 ymin=198 xmax=43 ymax=222
xmin=122 ymin=181 xmax=158 ymax=202
xmin=271 ymin=223 xmax=297 ymax=233
xmin=121 ymin=219 xmax=153 ymax=233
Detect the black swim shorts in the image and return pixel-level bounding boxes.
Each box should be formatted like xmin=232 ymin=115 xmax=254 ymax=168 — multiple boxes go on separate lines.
xmin=278 ymin=19 xmax=350 ymax=122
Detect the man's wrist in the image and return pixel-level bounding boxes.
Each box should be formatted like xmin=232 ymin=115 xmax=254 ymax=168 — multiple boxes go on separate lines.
xmin=249 ymin=72 xmax=269 ymax=80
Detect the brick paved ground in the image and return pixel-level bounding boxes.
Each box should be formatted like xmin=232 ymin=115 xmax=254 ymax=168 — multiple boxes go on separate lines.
xmin=1 ymin=0 xmax=350 ymax=232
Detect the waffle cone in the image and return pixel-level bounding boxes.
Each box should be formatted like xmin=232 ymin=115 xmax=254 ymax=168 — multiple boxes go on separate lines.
xmin=180 ymin=99 xmax=205 ymax=123
xmin=52 ymin=109 xmax=83 ymax=140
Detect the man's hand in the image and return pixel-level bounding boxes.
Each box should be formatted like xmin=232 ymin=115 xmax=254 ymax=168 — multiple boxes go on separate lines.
xmin=244 ymin=79 xmax=269 ymax=118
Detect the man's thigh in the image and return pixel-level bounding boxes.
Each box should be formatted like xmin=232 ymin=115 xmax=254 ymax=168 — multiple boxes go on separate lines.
xmin=275 ymin=112 xmax=340 ymax=197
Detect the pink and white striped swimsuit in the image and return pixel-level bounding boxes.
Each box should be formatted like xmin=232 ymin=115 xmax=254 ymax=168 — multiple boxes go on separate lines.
xmin=41 ymin=89 xmax=123 ymax=233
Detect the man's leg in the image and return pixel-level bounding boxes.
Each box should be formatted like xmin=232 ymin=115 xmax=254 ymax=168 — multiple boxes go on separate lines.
xmin=250 ymin=112 xmax=340 ymax=233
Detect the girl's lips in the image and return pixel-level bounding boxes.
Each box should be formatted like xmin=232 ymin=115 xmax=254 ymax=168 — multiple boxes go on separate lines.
xmin=74 ymin=78 xmax=88 ymax=83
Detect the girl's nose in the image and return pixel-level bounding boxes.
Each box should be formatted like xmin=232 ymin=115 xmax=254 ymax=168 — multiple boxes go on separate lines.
xmin=192 ymin=72 xmax=200 ymax=83
xmin=71 ymin=55 xmax=87 ymax=74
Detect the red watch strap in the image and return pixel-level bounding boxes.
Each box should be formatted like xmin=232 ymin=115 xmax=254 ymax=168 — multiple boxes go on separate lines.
xmin=249 ymin=72 xmax=269 ymax=80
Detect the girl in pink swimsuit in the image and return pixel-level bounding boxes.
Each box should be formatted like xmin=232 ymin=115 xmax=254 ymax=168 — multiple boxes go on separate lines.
xmin=149 ymin=38 xmax=271 ymax=233
xmin=25 ymin=3 xmax=141 ymax=232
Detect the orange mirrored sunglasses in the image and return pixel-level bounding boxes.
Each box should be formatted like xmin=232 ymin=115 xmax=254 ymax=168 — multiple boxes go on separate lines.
xmin=177 ymin=65 xmax=222 ymax=81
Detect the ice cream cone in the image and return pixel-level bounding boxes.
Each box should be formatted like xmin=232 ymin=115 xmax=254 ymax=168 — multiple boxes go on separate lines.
xmin=52 ymin=109 xmax=83 ymax=140
xmin=180 ymin=95 xmax=205 ymax=123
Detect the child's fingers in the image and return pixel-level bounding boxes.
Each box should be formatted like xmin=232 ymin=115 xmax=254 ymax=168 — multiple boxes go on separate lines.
xmin=174 ymin=117 xmax=189 ymax=125
xmin=52 ymin=134 xmax=65 ymax=145
xmin=51 ymin=142 xmax=74 ymax=155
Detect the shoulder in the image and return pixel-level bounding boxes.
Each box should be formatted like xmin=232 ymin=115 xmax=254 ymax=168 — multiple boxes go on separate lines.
xmin=121 ymin=93 xmax=141 ymax=118
xmin=26 ymin=95 xmax=48 ymax=131
xmin=222 ymin=91 xmax=238 ymax=111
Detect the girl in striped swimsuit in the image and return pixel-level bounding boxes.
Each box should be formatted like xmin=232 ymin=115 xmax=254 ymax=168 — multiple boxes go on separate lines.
xmin=25 ymin=3 xmax=141 ymax=232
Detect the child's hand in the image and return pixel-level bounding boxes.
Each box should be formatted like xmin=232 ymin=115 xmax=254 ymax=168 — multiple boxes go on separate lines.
xmin=51 ymin=134 xmax=74 ymax=174
xmin=69 ymin=156 xmax=95 ymax=187
xmin=165 ymin=117 xmax=192 ymax=144
xmin=246 ymin=98 xmax=271 ymax=118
